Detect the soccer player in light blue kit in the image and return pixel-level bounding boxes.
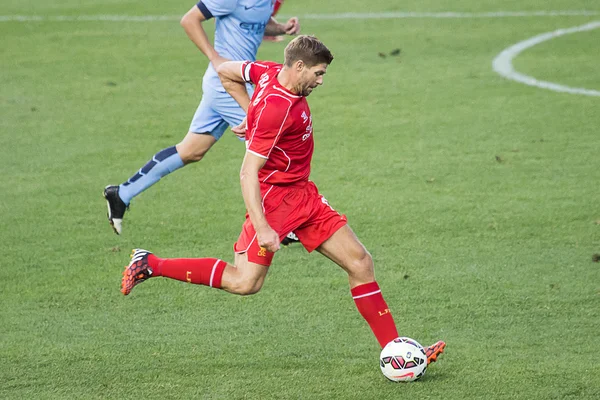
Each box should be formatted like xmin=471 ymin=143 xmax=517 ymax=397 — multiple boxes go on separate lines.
xmin=104 ymin=0 xmax=300 ymax=235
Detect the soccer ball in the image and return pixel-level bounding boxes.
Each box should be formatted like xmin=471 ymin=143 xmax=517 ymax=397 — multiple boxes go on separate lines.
xmin=380 ymin=337 xmax=427 ymax=382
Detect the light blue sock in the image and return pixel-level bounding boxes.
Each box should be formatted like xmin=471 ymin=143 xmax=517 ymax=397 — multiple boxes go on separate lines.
xmin=118 ymin=146 xmax=184 ymax=205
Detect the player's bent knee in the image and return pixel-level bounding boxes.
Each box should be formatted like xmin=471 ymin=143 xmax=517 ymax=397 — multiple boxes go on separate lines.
xmin=177 ymin=145 xmax=207 ymax=163
xmin=176 ymin=132 xmax=214 ymax=163
xmin=182 ymin=153 xmax=204 ymax=163
xmin=349 ymin=251 xmax=375 ymax=282
xmin=226 ymin=253 xmax=268 ymax=295
xmin=238 ymin=285 xmax=262 ymax=296
xmin=353 ymin=247 xmax=373 ymax=268
xmin=225 ymin=269 xmax=265 ymax=295
xmin=230 ymin=279 xmax=263 ymax=296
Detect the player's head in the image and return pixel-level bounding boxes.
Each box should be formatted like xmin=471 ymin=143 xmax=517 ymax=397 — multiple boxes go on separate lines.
xmin=284 ymin=35 xmax=334 ymax=96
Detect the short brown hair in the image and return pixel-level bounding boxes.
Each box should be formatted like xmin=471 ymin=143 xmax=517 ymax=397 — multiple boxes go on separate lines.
xmin=284 ymin=35 xmax=334 ymax=68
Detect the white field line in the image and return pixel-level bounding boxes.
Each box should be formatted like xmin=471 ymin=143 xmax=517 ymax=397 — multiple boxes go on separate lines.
xmin=3 ymin=11 xmax=598 ymax=97
xmin=0 ymin=10 xmax=599 ymax=22
xmin=300 ymin=11 xmax=600 ymax=19
xmin=492 ymin=21 xmax=600 ymax=97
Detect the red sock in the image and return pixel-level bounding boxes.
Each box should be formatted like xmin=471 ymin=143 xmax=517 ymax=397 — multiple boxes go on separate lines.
xmin=148 ymin=255 xmax=226 ymax=288
xmin=351 ymin=282 xmax=399 ymax=348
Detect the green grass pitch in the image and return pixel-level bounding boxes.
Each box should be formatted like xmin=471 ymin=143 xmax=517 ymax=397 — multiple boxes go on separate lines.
xmin=1 ymin=0 xmax=600 ymax=398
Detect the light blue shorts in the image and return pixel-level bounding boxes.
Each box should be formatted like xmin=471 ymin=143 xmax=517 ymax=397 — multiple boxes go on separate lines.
xmin=189 ymin=86 xmax=254 ymax=140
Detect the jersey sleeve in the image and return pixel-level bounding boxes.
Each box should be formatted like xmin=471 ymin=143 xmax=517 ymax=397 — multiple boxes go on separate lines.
xmin=247 ymin=95 xmax=293 ymax=159
xmin=241 ymin=61 xmax=281 ymax=85
xmin=196 ymin=0 xmax=238 ymax=19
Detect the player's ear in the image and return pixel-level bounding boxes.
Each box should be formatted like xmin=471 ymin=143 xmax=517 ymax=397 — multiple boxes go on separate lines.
xmin=295 ymin=60 xmax=305 ymax=72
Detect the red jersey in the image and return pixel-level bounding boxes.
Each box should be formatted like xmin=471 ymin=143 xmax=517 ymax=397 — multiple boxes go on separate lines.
xmin=241 ymin=61 xmax=313 ymax=186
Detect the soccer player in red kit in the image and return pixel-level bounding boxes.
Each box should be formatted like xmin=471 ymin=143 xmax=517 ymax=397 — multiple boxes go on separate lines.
xmin=120 ymin=36 xmax=445 ymax=364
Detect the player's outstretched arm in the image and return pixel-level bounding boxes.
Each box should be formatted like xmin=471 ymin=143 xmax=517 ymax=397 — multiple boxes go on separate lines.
xmin=217 ymin=61 xmax=251 ymax=113
xmin=240 ymin=152 xmax=280 ymax=253
xmin=265 ymin=16 xmax=301 ymax=36
xmin=180 ymin=5 xmax=227 ymax=69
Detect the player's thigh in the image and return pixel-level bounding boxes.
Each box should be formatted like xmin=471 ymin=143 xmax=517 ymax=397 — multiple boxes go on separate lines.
xmin=233 ymin=251 xmax=269 ymax=281
xmin=188 ymin=95 xmax=230 ymax=141
xmin=316 ymin=224 xmax=374 ymax=282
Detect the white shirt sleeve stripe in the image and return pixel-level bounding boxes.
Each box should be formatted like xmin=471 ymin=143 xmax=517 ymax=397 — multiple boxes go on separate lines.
xmin=242 ymin=62 xmax=252 ymax=82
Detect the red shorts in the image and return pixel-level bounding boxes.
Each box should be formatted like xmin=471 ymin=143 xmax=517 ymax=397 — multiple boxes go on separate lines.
xmin=233 ymin=181 xmax=347 ymax=266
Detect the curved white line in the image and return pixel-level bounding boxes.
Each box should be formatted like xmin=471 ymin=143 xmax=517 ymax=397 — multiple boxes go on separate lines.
xmin=492 ymin=21 xmax=600 ymax=97
xmin=0 ymin=10 xmax=599 ymax=22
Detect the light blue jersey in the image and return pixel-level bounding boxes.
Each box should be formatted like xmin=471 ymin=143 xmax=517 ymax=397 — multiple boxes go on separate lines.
xmin=114 ymin=0 xmax=280 ymax=211
xmin=198 ymin=0 xmax=274 ymax=93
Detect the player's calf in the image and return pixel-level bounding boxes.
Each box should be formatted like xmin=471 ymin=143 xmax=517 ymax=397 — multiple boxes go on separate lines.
xmin=120 ymin=249 xmax=270 ymax=296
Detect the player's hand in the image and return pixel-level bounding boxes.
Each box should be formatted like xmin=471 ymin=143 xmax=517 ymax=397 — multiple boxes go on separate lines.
xmin=232 ymin=117 xmax=247 ymax=138
xmin=284 ymin=17 xmax=300 ymax=35
xmin=210 ymin=54 xmax=229 ymax=70
xmin=257 ymin=226 xmax=280 ymax=253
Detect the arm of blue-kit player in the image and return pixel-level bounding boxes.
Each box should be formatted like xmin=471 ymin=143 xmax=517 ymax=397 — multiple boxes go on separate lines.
xmin=264 ymin=16 xmax=301 ymax=36
xmin=180 ymin=4 xmax=228 ymax=69
xmin=217 ymin=61 xmax=251 ymax=113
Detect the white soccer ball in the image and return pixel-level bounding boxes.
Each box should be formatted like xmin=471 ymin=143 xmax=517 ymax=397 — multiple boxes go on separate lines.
xmin=380 ymin=337 xmax=427 ymax=382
